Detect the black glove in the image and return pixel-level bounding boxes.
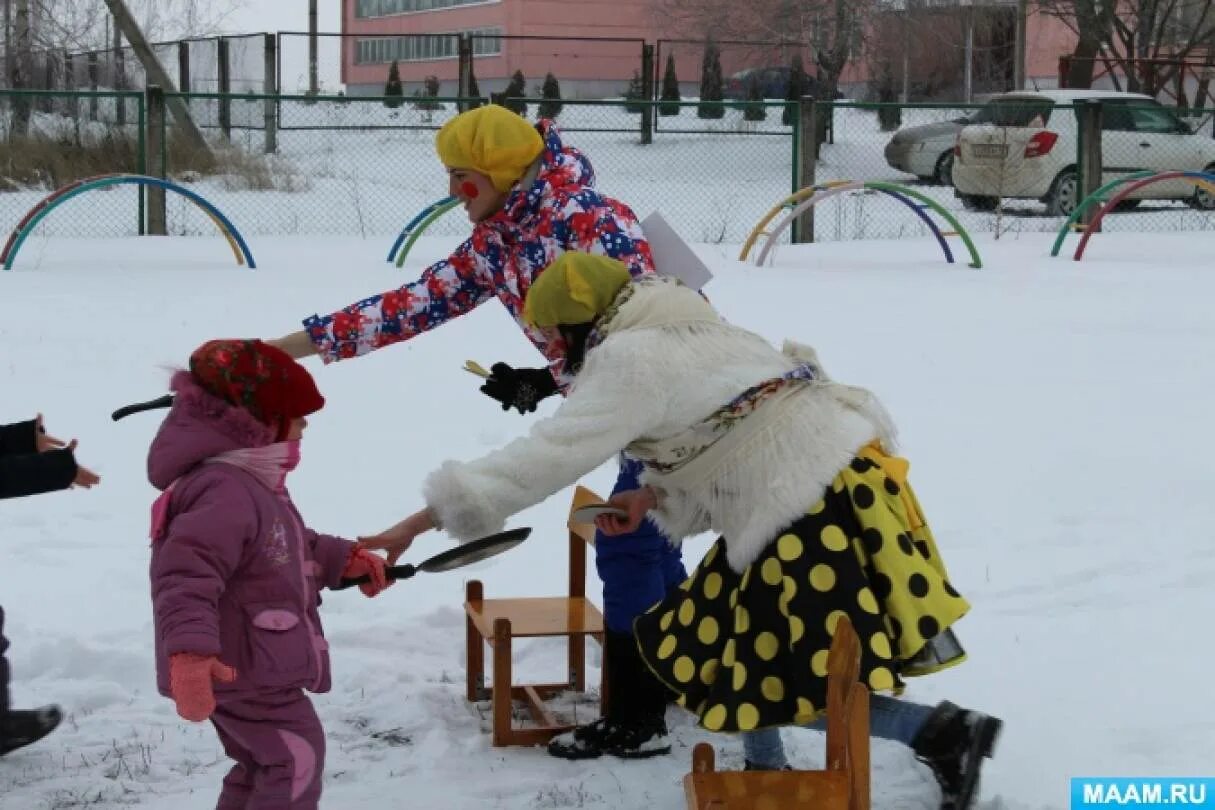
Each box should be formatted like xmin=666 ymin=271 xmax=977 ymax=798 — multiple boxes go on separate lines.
xmin=479 ymin=362 xmax=559 ymax=414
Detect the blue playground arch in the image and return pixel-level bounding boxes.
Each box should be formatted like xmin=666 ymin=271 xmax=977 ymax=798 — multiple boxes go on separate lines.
xmin=4 ymin=174 xmax=255 ymax=270
xmin=387 ymin=196 xmax=456 ymax=264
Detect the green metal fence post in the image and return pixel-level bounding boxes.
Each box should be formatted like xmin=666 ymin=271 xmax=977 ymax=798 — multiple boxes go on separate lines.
xmin=790 ymin=99 xmax=801 ymax=243
xmin=264 ymin=33 xmax=278 ymax=154
xmin=794 ymin=96 xmax=817 ymax=244
xmin=138 ymin=90 xmax=146 ymax=235
xmin=145 ymin=85 xmax=167 ymax=236
xmin=641 ymin=43 xmax=654 ymax=145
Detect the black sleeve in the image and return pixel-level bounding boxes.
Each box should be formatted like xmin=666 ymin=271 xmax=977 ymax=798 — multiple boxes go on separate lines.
xmin=0 ymin=420 xmax=38 ymax=458
xmin=0 ymin=448 xmax=77 ymax=500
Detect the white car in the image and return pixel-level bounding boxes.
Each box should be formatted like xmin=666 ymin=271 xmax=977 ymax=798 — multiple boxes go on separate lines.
xmin=883 ymin=114 xmax=972 ymax=185
xmin=951 ymin=89 xmax=1215 ymax=214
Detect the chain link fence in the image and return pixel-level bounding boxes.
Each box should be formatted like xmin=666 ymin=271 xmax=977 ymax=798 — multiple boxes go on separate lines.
xmin=810 ymin=98 xmax=1215 ymax=241
xmin=652 ymin=38 xmax=812 ymax=135
xmin=1085 ymin=103 xmax=1215 ymax=233
xmin=0 ymin=90 xmax=789 ymax=244
xmin=19 ymin=36 xmax=273 ymax=130
xmin=156 ymin=95 xmax=794 ymax=243
xmin=473 ymin=35 xmax=646 ymax=101
xmin=0 ymin=89 xmax=145 ymax=240
xmin=5 ymin=87 xmax=1215 ymax=250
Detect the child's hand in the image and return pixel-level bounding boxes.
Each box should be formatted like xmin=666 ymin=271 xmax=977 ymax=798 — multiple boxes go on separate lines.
xmin=34 ymin=413 xmax=66 ymax=453
xmin=358 ymin=508 xmax=435 ymax=564
xmin=36 ymin=417 xmax=100 ymax=488
xmin=341 ymin=547 xmax=392 ymax=597
xmin=594 ymin=488 xmax=658 ymax=536
xmin=169 ymin=653 xmax=237 ymax=722
xmin=64 ymin=439 xmax=100 ymax=488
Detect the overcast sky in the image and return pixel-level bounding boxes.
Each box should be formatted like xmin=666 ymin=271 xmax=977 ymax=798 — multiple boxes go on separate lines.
xmin=221 ymin=1 xmax=345 ymax=90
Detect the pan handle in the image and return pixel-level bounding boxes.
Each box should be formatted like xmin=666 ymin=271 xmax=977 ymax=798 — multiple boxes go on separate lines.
xmin=112 ymin=393 xmax=175 ymax=421
xmin=334 ymin=563 xmax=416 ymax=591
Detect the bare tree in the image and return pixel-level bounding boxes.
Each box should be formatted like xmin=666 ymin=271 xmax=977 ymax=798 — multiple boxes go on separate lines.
xmin=1039 ymin=0 xmax=1215 ymax=97
xmin=869 ymin=2 xmax=1016 ymax=102
xmin=16 ymin=0 xmax=242 ymax=56
xmin=651 ymin=0 xmax=874 ymax=101
xmin=11 ymin=0 xmax=31 ymax=135
xmin=1108 ymin=0 xmax=1215 ymax=97
xmin=1037 ymin=0 xmax=1116 ymax=89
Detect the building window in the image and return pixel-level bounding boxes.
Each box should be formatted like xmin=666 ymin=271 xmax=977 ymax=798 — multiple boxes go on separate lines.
xmin=356 ymin=0 xmax=499 ymax=17
xmin=354 ymin=27 xmax=503 ymax=64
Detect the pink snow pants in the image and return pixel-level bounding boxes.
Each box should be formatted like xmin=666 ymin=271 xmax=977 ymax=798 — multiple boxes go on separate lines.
xmin=210 ymin=690 xmax=325 ymax=810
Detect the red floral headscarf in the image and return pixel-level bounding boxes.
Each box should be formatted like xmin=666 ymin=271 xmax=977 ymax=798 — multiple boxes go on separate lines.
xmin=188 ymin=339 xmax=324 ymax=439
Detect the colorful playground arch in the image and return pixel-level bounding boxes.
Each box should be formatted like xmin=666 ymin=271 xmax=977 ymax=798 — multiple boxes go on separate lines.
xmin=388 ymin=196 xmax=461 ymax=268
xmin=740 ymin=181 xmax=982 ymax=270
xmin=738 ymin=181 xmax=852 ymax=263
xmin=1050 ymin=170 xmax=1215 ymax=261
xmin=2 ymin=173 xmax=255 ymax=270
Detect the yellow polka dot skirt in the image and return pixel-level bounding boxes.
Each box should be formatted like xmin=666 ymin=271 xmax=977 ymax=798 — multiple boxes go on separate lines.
xmin=633 ymin=445 xmax=970 ymax=734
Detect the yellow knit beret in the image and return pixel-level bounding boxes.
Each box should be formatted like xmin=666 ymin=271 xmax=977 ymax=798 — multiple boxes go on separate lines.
xmin=434 ymin=104 xmax=545 ymax=193
xmin=523 ymin=253 xmax=633 ymax=328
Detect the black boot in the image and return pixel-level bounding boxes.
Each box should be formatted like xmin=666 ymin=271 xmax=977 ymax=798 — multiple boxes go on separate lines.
xmin=744 ymin=760 xmax=793 ymax=771
xmin=547 ymin=631 xmax=671 ymax=760
xmin=910 ymin=701 xmax=1001 ymax=810
xmin=0 ymin=705 xmax=62 ymax=757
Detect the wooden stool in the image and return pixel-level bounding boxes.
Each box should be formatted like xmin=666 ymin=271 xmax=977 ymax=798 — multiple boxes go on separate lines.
xmin=464 ymin=485 xmax=606 ymax=746
xmin=683 ymin=615 xmax=871 ymax=810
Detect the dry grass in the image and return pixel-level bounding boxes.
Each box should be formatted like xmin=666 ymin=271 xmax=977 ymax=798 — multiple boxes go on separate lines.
xmin=0 ymin=125 xmax=308 ymax=193
xmin=0 ymin=131 xmax=138 ymax=190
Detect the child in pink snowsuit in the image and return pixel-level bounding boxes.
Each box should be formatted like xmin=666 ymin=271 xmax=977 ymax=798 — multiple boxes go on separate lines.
xmin=147 ymin=339 xmax=391 ymax=810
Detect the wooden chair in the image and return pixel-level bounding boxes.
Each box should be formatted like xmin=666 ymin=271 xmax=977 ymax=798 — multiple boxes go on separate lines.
xmin=683 ymin=615 xmax=871 ymax=810
xmin=464 ymin=485 xmax=607 ymax=747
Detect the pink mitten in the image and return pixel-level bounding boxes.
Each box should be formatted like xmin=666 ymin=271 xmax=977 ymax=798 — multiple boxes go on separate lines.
xmin=169 ymin=653 xmax=237 ymax=722
xmin=341 ymin=546 xmax=392 ymax=597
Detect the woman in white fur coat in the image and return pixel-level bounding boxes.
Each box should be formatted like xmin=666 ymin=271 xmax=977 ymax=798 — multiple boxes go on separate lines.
xmin=361 ymin=252 xmax=1001 ymax=810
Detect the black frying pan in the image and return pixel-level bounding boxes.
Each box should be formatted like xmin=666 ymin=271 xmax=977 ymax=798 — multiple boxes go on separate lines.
xmin=334 ymin=526 xmax=532 ymax=591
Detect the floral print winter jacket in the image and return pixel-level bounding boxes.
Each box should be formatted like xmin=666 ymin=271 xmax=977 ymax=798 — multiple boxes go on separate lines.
xmin=302 ymin=119 xmax=655 ymax=390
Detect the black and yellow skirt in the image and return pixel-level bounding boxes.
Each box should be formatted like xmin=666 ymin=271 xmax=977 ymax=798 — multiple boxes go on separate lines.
xmin=633 ymin=442 xmax=970 ymax=734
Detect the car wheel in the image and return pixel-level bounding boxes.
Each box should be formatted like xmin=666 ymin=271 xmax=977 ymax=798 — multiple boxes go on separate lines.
xmin=1187 ymin=164 xmax=1215 ymax=210
xmin=934 ymin=151 xmax=955 ymax=186
xmin=959 ymin=193 xmax=997 ymax=212
xmin=1046 ymin=169 xmax=1079 ymax=217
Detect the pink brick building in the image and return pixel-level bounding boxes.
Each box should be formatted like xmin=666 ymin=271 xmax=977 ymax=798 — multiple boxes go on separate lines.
xmin=339 ymin=0 xmax=1083 ymax=100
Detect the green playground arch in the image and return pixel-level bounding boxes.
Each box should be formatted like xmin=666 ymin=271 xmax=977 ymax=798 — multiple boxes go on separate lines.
xmin=1051 ymin=170 xmax=1215 ymax=261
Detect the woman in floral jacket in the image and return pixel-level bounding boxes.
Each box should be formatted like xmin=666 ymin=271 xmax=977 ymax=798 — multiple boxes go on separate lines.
xmin=268 ymin=104 xmax=684 ymax=759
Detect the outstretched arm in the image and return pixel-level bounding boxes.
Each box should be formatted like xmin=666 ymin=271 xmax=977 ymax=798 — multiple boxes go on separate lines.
xmin=357 ymin=507 xmax=438 ymax=566
xmin=0 ymin=448 xmax=77 ymax=499
xmin=280 ymin=239 xmax=495 ymax=364
xmin=267 ymin=330 xmax=316 ymax=360
xmin=422 ymin=332 xmax=668 ymax=542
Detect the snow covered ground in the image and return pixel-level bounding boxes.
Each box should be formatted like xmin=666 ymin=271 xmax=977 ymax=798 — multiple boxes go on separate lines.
xmin=0 ymin=226 xmax=1212 ymax=810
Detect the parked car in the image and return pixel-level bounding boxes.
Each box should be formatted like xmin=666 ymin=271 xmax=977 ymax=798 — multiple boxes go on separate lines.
xmin=723 ymin=67 xmax=841 ymax=101
xmin=883 ymin=114 xmax=972 ymax=185
xmin=951 ymin=89 xmax=1215 ymax=214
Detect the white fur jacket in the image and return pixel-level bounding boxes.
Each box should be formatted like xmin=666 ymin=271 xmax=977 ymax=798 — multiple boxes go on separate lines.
xmin=423 ymin=277 xmax=899 ymax=573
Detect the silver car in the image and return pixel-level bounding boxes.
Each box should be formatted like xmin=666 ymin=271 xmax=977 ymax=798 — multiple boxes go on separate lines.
xmin=883 ymin=115 xmax=971 ymax=185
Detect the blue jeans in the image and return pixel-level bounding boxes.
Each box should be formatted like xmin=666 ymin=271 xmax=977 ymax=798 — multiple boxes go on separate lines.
xmin=595 ymin=455 xmax=686 ymax=633
xmin=742 ymin=695 xmax=935 ymax=769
